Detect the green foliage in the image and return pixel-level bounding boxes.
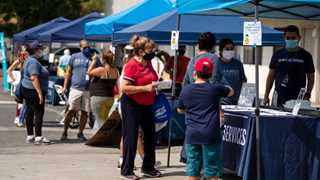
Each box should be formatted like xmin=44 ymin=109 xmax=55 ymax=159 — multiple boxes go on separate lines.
xmin=0 ymin=0 xmax=105 ymax=36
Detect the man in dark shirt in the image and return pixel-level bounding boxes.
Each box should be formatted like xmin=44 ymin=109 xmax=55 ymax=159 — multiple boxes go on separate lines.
xmin=264 ymin=25 xmax=315 ymax=107
xmin=178 ymin=58 xmax=234 ymax=180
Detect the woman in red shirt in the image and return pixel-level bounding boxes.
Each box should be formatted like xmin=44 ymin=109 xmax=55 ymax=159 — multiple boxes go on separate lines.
xmin=120 ymin=35 xmax=160 ymax=180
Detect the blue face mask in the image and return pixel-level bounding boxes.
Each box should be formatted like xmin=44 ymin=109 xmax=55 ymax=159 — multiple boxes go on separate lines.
xmin=82 ymin=47 xmax=92 ymax=59
xmin=285 ymin=40 xmax=299 ymax=49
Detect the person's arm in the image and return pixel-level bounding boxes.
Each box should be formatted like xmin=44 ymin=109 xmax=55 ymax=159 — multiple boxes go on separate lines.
xmin=62 ymin=55 xmax=74 ymax=92
xmin=87 ymin=55 xmax=106 ymax=77
xmin=7 ymin=60 xmax=20 ymax=82
xmin=88 ymin=67 xmax=106 ymax=77
xmin=183 ymin=58 xmax=193 ymax=86
xmin=304 ymin=53 xmax=315 ymax=100
xmin=305 ymin=73 xmax=315 ymax=100
xmin=30 ymin=74 xmax=43 ymax=104
xmin=121 ymin=79 xmax=157 ymax=95
xmin=263 ymin=69 xmax=276 ymax=105
xmin=226 ymin=85 xmax=234 ymax=97
xmin=62 ymin=65 xmax=72 ymax=92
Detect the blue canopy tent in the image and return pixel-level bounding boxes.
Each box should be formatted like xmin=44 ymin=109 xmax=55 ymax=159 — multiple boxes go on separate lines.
xmin=84 ymin=0 xmax=174 ymax=41
xmin=165 ymin=0 xmax=320 ymax=179
xmin=113 ymin=10 xmax=283 ymax=45
xmin=176 ymin=0 xmax=320 ymax=20
xmin=13 ymin=17 xmax=70 ymax=44
xmin=37 ymin=12 xmax=103 ymax=42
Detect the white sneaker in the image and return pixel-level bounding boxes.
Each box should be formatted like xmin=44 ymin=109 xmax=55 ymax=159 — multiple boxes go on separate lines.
xmin=16 ymin=122 xmax=24 ymax=127
xmin=14 ymin=118 xmax=19 ymax=126
xmin=25 ymin=136 xmax=34 ymax=144
xmin=34 ymin=136 xmax=51 ymax=145
xmin=118 ymin=157 xmax=123 ymax=168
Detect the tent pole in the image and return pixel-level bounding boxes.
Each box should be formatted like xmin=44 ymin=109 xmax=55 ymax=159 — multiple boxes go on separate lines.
xmin=167 ymin=13 xmax=181 ymax=168
xmin=254 ymin=1 xmax=261 ymax=180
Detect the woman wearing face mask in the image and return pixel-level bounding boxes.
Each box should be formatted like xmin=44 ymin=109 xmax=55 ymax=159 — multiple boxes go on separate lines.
xmin=22 ymin=41 xmax=50 ymax=145
xmin=218 ymin=38 xmax=247 ymax=105
xmin=120 ymin=35 xmax=160 ymax=180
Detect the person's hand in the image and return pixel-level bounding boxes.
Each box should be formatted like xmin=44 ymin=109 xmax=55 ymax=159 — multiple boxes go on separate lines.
xmin=304 ymin=92 xmax=311 ymax=100
xmin=38 ymin=93 xmax=44 ymax=104
xmin=91 ymin=53 xmax=97 ymax=61
xmin=61 ymin=87 xmax=67 ymax=94
xmin=263 ymin=95 xmax=270 ymax=106
xmin=144 ymin=82 xmax=158 ymax=92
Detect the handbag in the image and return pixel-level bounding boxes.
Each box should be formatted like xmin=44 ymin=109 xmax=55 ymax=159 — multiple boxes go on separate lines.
xmin=152 ymin=93 xmax=172 ymax=123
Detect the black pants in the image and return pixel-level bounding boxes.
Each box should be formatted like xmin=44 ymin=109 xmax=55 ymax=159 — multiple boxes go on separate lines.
xmin=23 ymin=87 xmax=46 ymax=137
xmin=120 ymin=95 xmax=156 ymax=176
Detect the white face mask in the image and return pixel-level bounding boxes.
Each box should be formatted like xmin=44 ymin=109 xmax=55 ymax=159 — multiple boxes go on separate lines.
xmin=222 ymin=50 xmax=235 ymax=61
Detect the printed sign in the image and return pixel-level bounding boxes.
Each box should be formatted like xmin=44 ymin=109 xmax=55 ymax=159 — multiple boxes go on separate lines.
xmin=243 ymin=21 xmax=262 ymax=46
xmin=171 ymin=31 xmax=179 ymax=50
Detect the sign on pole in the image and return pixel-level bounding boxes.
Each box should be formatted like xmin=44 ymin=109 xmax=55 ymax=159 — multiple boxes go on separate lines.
xmin=0 ymin=32 xmax=9 ymax=92
xmin=243 ymin=21 xmax=262 ymax=46
xmin=171 ymin=31 xmax=179 ymax=50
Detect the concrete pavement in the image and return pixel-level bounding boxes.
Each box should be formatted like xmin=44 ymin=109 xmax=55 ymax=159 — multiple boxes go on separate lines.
xmin=0 ymin=92 xmax=240 ymax=180
xmin=0 ymin=91 xmax=187 ymax=180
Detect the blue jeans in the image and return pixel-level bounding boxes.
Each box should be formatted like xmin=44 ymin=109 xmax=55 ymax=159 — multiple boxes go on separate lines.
xmin=19 ymin=101 xmax=27 ymax=124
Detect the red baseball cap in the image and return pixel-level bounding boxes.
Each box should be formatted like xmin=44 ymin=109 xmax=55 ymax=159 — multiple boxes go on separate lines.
xmin=194 ymin=57 xmax=214 ymax=75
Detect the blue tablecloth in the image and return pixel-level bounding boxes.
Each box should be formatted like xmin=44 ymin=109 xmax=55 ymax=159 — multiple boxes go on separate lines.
xmin=222 ymin=109 xmax=320 ymax=180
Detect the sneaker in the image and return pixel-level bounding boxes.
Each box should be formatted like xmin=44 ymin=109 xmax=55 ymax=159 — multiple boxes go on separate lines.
xmin=117 ymin=158 xmax=137 ymax=170
xmin=34 ymin=136 xmax=51 ymax=145
xmin=77 ymin=132 xmax=87 ymax=141
xmin=155 ymin=161 xmax=162 ymax=168
xmin=141 ymin=169 xmax=161 ymax=178
xmin=60 ymin=132 xmax=68 ymax=141
xmin=25 ymin=136 xmax=34 ymax=144
xmin=118 ymin=157 xmax=123 ymax=168
xmin=16 ymin=122 xmax=24 ymax=128
xmin=120 ymin=174 xmax=140 ymax=180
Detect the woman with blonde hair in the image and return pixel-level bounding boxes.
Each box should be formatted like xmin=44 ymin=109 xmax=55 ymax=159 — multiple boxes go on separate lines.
xmin=88 ymin=48 xmax=119 ymax=132
xmin=120 ymin=35 xmax=161 ymax=179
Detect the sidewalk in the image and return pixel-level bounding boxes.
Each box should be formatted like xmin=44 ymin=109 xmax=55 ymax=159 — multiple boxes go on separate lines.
xmin=0 ymin=91 xmax=240 ymax=180
xmin=0 ymin=129 xmax=186 ymax=180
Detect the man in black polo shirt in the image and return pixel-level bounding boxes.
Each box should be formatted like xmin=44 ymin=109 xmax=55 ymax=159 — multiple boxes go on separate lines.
xmin=264 ymin=25 xmax=315 ymax=107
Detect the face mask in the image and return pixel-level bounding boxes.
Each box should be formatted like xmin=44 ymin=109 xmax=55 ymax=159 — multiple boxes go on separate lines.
xmin=143 ymin=52 xmax=155 ymax=61
xmin=285 ymin=40 xmax=299 ymax=49
xmin=82 ymin=47 xmax=92 ymax=59
xmin=222 ymin=50 xmax=235 ymax=61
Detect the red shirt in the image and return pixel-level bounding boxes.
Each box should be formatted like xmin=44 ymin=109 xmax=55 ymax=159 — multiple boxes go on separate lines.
xmin=165 ymin=56 xmax=190 ymax=83
xmin=123 ymin=58 xmax=158 ymax=105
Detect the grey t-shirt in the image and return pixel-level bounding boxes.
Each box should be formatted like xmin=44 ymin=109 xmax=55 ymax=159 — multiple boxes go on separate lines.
xmin=184 ymin=52 xmax=224 ymax=85
xmin=22 ymin=56 xmax=49 ymax=91
xmin=69 ymin=52 xmax=91 ymax=91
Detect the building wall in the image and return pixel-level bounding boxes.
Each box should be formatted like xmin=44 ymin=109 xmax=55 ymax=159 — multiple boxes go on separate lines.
xmin=105 ymin=0 xmax=143 ymax=15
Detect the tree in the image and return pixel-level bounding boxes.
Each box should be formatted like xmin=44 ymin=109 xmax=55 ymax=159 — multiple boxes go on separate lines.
xmin=0 ymin=0 xmax=104 ymax=37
